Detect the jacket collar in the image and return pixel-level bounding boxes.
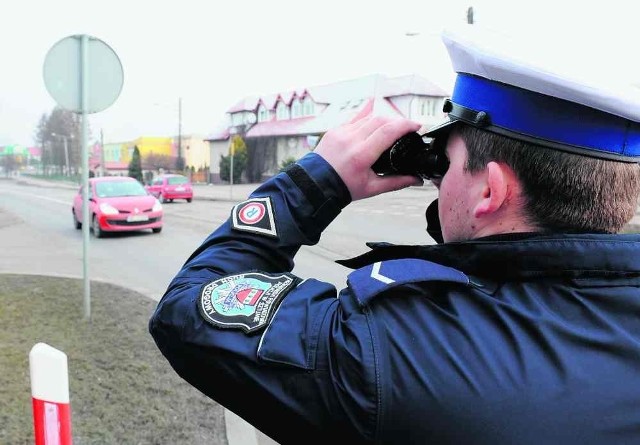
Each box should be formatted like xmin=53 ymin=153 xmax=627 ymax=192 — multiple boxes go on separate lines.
xmin=337 ymin=233 xmax=640 ymax=280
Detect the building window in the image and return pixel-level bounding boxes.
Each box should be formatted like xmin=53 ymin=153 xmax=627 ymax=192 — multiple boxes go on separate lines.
xmin=258 ymin=104 xmax=269 ymax=122
xmin=303 ymin=97 xmax=315 ymax=116
xmin=291 ymin=98 xmax=302 ymax=118
xmin=276 ymin=101 xmax=290 ymax=120
xmin=232 ymin=113 xmax=244 ymax=126
xmin=419 ymin=98 xmax=438 ymax=117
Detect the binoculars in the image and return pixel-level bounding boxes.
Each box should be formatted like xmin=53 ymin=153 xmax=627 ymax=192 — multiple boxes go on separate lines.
xmin=371 ymin=132 xmax=449 ymax=180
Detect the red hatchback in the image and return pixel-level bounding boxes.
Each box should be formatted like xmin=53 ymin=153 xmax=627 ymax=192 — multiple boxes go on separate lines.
xmin=146 ymin=174 xmax=193 ymax=203
xmin=72 ymin=176 xmax=163 ymax=238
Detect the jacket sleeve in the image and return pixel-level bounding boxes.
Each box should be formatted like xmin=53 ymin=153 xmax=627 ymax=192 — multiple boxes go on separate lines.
xmin=149 ymin=153 xmax=380 ymax=444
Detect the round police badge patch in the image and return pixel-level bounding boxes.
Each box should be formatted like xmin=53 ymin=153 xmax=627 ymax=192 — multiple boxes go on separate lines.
xmin=238 ymin=202 xmax=265 ymax=224
xmin=198 ymin=272 xmax=298 ymax=333
xmin=231 ymin=197 xmax=278 ymax=238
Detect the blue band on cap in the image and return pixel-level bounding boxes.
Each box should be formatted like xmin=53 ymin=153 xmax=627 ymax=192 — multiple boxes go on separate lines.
xmin=452 ymin=74 xmax=640 ymax=160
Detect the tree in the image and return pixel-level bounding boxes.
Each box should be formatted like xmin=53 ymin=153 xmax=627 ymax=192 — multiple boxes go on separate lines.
xmin=279 ymin=156 xmax=297 ymax=172
xmin=33 ymin=107 xmax=83 ymax=175
xmin=128 ymin=146 xmax=143 ymax=182
xmin=34 ymin=113 xmax=49 ymax=174
xmin=0 ymin=155 xmax=20 ymax=177
xmin=219 ymin=135 xmax=248 ymax=183
xmin=143 ymin=152 xmax=175 ymax=172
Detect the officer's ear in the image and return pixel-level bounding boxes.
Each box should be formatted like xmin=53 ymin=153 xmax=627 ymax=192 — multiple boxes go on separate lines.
xmin=473 ymin=161 xmax=512 ymax=218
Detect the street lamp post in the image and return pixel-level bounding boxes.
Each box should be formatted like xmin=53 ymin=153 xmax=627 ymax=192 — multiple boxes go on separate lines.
xmin=177 ymin=97 xmax=183 ymax=172
xmin=51 ymin=132 xmax=71 ymax=177
xmin=228 ymin=127 xmax=237 ymax=200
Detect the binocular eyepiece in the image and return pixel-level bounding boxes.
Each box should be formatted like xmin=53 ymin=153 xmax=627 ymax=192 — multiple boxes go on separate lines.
xmin=371 ymin=132 xmax=449 ymax=180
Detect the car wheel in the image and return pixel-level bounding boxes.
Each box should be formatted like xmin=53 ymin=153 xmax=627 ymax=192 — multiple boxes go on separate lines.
xmin=160 ymin=194 xmax=168 ymax=204
xmin=169 ymin=199 xmax=174 ymax=203
xmin=72 ymin=210 xmax=81 ymax=229
xmin=186 ymin=198 xmax=192 ymax=203
xmin=92 ymin=215 xmax=103 ymax=238
xmin=152 ymin=227 xmax=162 ymax=234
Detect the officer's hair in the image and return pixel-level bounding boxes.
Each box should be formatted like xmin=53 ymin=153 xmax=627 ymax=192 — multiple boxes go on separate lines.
xmin=455 ymin=125 xmax=640 ymax=233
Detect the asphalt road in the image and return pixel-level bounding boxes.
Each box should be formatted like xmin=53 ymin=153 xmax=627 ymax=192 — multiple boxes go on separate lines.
xmin=0 ymin=176 xmax=438 ymax=445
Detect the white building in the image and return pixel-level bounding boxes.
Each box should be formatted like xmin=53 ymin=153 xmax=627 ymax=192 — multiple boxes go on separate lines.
xmin=206 ymin=73 xmax=450 ymax=183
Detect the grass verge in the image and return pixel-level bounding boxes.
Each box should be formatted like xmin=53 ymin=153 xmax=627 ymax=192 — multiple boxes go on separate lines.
xmin=0 ymin=274 xmax=226 ymax=445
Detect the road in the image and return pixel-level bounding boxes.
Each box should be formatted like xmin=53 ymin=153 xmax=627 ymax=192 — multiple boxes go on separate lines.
xmin=0 ymin=179 xmax=438 ymax=296
xmin=0 ymin=177 xmax=438 ymax=445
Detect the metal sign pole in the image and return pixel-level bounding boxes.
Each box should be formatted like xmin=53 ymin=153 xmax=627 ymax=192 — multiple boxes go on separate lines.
xmin=81 ymin=35 xmax=91 ymax=322
xmin=43 ymin=34 xmax=123 ymax=322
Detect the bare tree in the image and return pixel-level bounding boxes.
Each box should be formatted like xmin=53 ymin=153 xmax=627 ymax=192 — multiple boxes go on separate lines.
xmin=1 ymin=155 xmax=21 ymax=177
xmin=143 ymin=152 xmax=176 ymax=172
xmin=34 ymin=107 xmax=87 ymax=176
xmin=34 ymin=113 xmax=49 ymax=174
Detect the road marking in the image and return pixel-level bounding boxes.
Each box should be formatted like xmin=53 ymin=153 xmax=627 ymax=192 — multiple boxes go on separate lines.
xmin=8 ymin=190 xmax=68 ymax=205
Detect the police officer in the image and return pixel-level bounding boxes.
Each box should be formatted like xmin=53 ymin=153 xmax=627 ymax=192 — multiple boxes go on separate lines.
xmin=150 ymin=26 xmax=640 ymax=444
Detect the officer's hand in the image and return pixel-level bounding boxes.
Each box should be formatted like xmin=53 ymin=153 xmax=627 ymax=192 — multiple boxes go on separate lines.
xmin=314 ymin=115 xmax=423 ymax=201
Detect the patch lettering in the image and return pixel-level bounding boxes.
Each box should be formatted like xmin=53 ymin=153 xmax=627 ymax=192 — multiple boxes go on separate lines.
xmin=231 ymin=197 xmax=277 ymax=238
xmin=198 ymin=272 xmax=297 ymax=333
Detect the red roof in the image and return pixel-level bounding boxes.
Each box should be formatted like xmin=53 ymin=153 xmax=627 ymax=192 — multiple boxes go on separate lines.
xmin=246 ymin=116 xmax=314 ymax=138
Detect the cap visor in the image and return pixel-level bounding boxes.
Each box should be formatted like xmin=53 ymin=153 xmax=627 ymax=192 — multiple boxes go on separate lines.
xmin=424 ymin=118 xmax=457 ymax=138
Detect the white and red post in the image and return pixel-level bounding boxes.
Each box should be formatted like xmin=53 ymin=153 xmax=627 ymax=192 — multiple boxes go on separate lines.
xmin=29 ymin=343 xmax=72 ymax=445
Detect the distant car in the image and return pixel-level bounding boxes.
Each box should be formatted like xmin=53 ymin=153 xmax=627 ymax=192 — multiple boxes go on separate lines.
xmin=146 ymin=174 xmax=193 ymax=203
xmin=72 ymin=176 xmax=163 ymax=238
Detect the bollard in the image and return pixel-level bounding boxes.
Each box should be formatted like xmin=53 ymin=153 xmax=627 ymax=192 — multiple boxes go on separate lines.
xmin=29 ymin=343 xmax=72 ymax=445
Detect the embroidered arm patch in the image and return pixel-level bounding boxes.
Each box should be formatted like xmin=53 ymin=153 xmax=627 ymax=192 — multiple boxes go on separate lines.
xmin=198 ymin=272 xmax=298 ymax=333
xmin=231 ymin=197 xmax=278 ymax=238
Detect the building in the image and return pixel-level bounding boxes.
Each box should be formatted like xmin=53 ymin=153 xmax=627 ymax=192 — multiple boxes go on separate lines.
xmin=205 ymin=73 xmax=451 ymax=183
xmin=95 ymin=137 xmax=173 ymax=176
xmin=175 ymin=135 xmax=210 ymax=182
xmin=94 ymin=134 xmax=209 ymax=182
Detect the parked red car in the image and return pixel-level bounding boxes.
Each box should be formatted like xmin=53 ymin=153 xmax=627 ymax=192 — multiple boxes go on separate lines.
xmin=146 ymin=174 xmax=193 ymax=203
xmin=72 ymin=176 xmax=163 ymax=238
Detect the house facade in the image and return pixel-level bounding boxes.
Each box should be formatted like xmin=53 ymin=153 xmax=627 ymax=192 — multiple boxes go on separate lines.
xmin=93 ymin=135 xmax=209 ymax=181
xmin=205 ymin=73 xmax=451 ymax=183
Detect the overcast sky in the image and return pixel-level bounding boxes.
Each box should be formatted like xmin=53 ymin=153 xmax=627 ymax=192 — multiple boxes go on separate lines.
xmin=2 ymin=0 xmax=640 ymax=146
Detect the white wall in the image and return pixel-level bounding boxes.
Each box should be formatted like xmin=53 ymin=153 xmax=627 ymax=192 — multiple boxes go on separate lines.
xmin=209 ymin=139 xmax=230 ymax=182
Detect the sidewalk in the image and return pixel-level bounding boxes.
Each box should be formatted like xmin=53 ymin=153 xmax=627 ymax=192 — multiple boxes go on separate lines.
xmin=192 ymin=182 xmax=264 ymax=202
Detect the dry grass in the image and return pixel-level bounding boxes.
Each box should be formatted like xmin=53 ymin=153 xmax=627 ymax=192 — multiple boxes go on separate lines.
xmin=0 ymin=274 xmax=226 ymax=445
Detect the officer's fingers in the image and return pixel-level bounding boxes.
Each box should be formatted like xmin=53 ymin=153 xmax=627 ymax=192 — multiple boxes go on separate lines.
xmin=352 ymin=115 xmax=395 ymax=140
xmin=364 ymin=118 xmax=421 ymax=160
xmin=341 ymin=114 xmax=384 ymax=140
xmin=348 ymin=105 xmax=373 ymax=125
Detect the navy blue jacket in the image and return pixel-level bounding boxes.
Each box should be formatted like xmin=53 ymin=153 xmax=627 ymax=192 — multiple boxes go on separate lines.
xmin=149 ymin=153 xmax=640 ymax=444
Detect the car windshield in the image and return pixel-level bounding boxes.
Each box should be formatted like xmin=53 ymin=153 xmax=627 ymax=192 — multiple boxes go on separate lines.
xmin=167 ymin=176 xmax=188 ymax=185
xmin=95 ymin=180 xmax=147 ymax=198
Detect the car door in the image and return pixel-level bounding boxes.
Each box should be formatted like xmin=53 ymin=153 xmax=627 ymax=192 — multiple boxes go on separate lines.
xmin=73 ymin=183 xmax=97 ymax=219
xmin=73 ymin=185 xmax=83 ymax=220
xmin=149 ymin=177 xmax=163 ymax=197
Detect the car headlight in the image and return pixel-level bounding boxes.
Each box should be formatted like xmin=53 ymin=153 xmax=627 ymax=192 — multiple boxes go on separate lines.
xmin=99 ymin=202 xmax=119 ymax=215
xmin=152 ymin=199 xmax=163 ymax=212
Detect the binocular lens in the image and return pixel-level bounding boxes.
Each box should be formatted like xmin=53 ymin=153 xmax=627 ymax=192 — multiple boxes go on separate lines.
xmin=371 ymin=132 xmax=449 ymax=179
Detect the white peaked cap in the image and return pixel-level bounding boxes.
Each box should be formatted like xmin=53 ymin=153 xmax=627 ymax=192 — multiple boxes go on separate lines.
xmin=427 ymin=25 xmax=640 ymax=161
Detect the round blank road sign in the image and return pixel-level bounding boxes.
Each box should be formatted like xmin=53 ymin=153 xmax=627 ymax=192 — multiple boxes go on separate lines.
xmin=43 ymin=35 xmax=123 ymax=114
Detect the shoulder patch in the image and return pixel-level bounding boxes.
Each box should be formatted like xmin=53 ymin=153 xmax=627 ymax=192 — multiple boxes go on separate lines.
xmin=231 ymin=197 xmax=277 ymax=238
xmin=347 ymin=259 xmax=470 ymax=306
xmin=198 ymin=272 xmax=297 ymax=333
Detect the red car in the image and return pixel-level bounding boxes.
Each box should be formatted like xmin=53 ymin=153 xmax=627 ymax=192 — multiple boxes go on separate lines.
xmin=146 ymin=174 xmax=193 ymax=203
xmin=72 ymin=176 xmax=163 ymax=238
